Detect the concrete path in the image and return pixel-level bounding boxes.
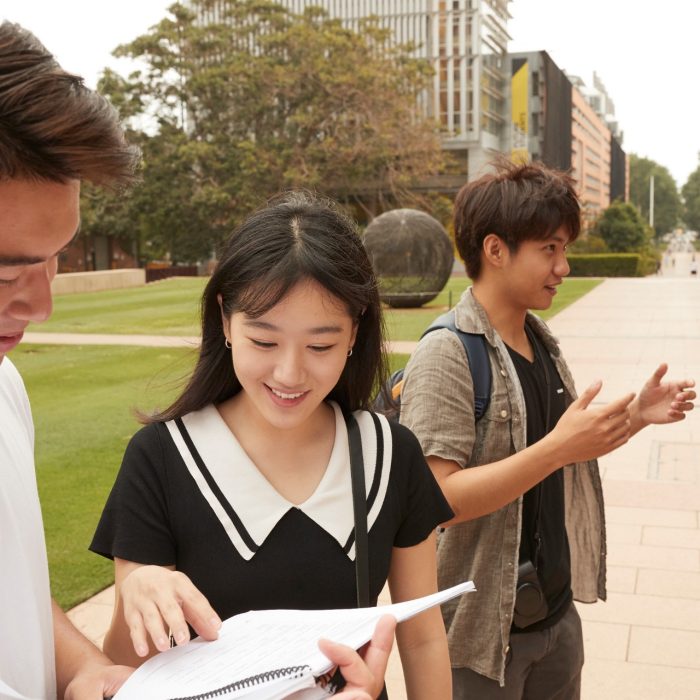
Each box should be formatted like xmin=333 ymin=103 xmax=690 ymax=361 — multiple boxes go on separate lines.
xmin=22 ymin=331 xmax=419 ymax=355
xmin=23 ymin=331 xmax=201 ymax=347
xmin=63 ymin=276 xmax=700 ymax=699
xmin=660 ymin=250 xmax=698 ymax=278
xmin=546 ymin=277 xmax=700 ymax=699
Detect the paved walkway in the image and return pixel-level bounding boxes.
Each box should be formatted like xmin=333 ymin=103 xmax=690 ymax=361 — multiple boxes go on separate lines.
xmin=22 ymin=331 xmax=420 ymax=356
xmin=60 ymin=276 xmax=700 ymax=698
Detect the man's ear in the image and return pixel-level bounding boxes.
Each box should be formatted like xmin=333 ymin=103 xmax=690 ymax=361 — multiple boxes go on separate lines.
xmin=482 ymin=233 xmax=508 ymax=269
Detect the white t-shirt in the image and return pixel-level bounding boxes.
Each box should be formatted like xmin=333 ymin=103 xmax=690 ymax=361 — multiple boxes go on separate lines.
xmin=0 ymin=358 xmax=55 ymax=700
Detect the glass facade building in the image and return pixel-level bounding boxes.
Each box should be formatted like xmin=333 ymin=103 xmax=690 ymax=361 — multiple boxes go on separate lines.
xmin=198 ymin=1 xmax=512 ymax=181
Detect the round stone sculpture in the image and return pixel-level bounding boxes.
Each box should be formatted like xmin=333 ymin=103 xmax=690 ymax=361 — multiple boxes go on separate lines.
xmin=363 ymin=208 xmax=454 ymax=308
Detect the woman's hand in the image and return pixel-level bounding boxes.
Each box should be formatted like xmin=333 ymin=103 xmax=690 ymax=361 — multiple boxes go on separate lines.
xmin=118 ymin=563 xmax=221 ymax=658
xmin=318 ymin=615 xmax=396 ymax=700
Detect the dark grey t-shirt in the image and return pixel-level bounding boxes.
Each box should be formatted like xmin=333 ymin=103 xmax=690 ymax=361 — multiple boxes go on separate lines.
xmin=507 ymin=330 xmax=572 ymax=632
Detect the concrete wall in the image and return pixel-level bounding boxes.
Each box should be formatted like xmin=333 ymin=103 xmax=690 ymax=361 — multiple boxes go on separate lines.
xmin=51 ymin=269 xmax=146 ymax=295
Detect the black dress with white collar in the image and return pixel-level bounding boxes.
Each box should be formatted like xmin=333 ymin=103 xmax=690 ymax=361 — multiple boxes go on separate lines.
xmin=91 ymin=402 xmax=453 ymax=623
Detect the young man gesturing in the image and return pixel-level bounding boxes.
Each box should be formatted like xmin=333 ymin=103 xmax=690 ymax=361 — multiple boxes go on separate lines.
xmin=400 ymin=160 xmax=695 ymax=699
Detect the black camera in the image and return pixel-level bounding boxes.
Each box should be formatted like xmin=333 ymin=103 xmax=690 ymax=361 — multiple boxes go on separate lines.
xmin=513 ymin=560 xmax=548 ymax=629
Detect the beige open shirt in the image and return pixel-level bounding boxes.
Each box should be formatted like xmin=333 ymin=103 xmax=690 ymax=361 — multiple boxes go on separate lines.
xmin=400 ymin=288 xmax=606 ymax=685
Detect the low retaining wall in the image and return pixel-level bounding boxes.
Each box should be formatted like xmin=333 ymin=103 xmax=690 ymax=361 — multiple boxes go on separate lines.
xmin=146 ymin=266 xmax=199 ymax=283
xmin=52 ymin=268 xmax=146 ymax=295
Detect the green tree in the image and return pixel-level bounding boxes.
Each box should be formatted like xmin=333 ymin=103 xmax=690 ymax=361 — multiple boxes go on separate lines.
xmin=681 ymin=163 xmax=700 ymax=232
xmin=593 ymin=200 xmax=652 ymax=252
xmin=95 ymin=0 xmax=445 ymax=260
xmin=629 ymin=154 xmax=681 ymax=237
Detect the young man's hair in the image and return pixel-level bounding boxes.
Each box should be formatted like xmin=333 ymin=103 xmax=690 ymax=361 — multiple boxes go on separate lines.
xmin=0 ymin=21 xmax=139 ymax=185
xmin=454 ymin=158 xmax=581 ymax=279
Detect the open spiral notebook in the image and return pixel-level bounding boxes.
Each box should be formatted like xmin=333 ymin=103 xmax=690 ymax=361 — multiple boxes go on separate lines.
xmin=111 ymin=581 xmax=475 ymax=700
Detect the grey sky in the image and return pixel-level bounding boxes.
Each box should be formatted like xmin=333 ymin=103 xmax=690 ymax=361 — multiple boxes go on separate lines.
xmin=4 ymin=0 xmax=696 ymax=188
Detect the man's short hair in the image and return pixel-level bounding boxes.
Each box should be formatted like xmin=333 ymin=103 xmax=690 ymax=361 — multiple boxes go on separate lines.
xmin=454 ymin=159 xmax=581 ymax=279
xmin=0 ymin=21 xmax=139 ymax=185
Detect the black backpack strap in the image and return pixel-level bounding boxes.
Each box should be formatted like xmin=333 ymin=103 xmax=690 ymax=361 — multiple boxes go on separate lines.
xmin=346 ymin=413 xmax=369 ymax=607
xmin=370 ymin=368 xmax=404 ymax=420
xmin=421 ymin=310 xmax=492 ymax=420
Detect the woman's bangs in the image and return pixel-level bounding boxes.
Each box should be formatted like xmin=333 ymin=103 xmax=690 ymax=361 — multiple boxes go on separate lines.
xmin=235 ymin=273 xmax=298 ymax=318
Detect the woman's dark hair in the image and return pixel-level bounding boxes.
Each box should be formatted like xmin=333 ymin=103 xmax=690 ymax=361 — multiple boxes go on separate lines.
xmin=150 ymin=191 xmax=389 ymax=421
xmin=454 ymin=158 xmax=581 ymax=279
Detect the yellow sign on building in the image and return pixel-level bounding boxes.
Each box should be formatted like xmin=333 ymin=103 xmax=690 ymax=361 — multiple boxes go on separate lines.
xmin=511 ymin=61 xmax=529 ymax=164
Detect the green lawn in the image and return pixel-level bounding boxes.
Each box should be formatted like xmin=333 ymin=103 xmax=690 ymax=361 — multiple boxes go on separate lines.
xmin=10 ymin=344 xmax=196 ymax=608
xmin=384 ymin=277 xmax=603 ymax=341
xmin=13 ymin=274 xmax=602 ymax=609
xmin=31 ymin=277 xmax=207 ymax=336
xmin=36 ymin=276 xmax=602 ymax=342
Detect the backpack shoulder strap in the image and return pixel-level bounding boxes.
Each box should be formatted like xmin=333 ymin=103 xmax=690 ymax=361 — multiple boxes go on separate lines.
xmin=421 ymin=310 xmax=492 ymax=420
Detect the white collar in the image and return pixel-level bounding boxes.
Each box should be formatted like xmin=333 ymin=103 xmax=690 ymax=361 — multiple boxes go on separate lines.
xmin=165 ymin=402 xmax=392 ymax=561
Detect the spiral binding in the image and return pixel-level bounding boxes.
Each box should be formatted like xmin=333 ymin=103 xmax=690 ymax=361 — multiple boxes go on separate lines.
xmin=167 ymin=665 xmax=312 ymax=699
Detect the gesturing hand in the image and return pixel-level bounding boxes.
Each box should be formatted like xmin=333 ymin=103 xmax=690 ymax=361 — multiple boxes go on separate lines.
xmin=550 ymin=380 xmax=635 ymax=465
xmin=632 ymin=363 xmax=695 ymax=433
xmin=119 ymin=564 xmax=221 ymax=658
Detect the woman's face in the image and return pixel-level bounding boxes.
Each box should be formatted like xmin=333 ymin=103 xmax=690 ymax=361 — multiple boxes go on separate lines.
xmin=223 ymin=278 xmax=358 ymax=432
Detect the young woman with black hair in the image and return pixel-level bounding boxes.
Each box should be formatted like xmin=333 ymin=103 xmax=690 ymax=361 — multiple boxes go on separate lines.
xmin=91 ymin=192 xmax=453 ymax=699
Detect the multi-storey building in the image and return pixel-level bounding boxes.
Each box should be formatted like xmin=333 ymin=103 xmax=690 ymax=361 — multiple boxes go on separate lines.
xmin=573 ymin=71 xmax=628 ymax=203
xmin=506 ymin=50 xmax=627 ymax=224
xmin=508 ymin=50 xmax=572 ymax=171
xmin=199 ymin=0 xmax=511 ymax=187
xmin=193 ymin=2 xmax=627 ymax=217
xmin=295 ymin=0 xmax=510 ymax=184
xmin=570 ymin=77 xmax=612 ymax=224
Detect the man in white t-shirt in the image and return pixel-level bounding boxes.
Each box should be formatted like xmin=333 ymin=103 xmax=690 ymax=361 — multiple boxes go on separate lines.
xmin=0 ymin=21 xmax=394 ymax=700
xmin=0 ymin=20 xmax=141 ymax=698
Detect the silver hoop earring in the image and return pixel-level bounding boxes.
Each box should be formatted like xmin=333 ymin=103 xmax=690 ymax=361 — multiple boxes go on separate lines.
xmin=347 ymin=348 xmax=353 ymax=357
xmin=224 ymin=339 xmax=232 ymax=349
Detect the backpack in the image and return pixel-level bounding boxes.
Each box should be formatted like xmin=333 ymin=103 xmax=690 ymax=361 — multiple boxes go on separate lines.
xmin=374 ymin=310 xmax=492 ymax=422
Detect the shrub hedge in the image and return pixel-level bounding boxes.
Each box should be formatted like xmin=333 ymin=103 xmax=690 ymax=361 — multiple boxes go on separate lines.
xmin=567 ymin=253 xmax=642 ymax=277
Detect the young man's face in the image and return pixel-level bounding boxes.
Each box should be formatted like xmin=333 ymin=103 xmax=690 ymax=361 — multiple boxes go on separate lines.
xmin=500 ymin=226 xmax=571 ymax=311
xmin=0 ymin=179 xmax=80 ymax=363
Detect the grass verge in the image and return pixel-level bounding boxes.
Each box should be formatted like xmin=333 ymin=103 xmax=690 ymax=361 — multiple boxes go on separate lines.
xmin=35 ymin=276 xmax=602 ymax=342
xmin=385 ymin=277 xmax=603 ymax=340
xmin=10 ymin=344 xmax=196 ymax=608
xmin=30 ymin=278 xmax=206 ymax=336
